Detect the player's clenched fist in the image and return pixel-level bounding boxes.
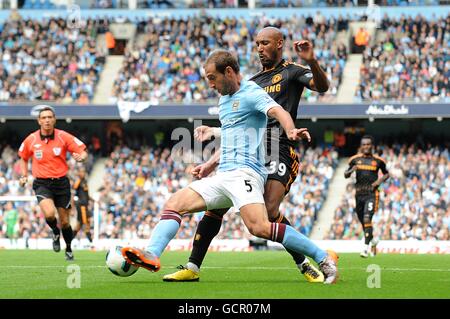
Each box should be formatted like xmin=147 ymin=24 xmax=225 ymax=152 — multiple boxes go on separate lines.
xmin=294 ymin=40 xmax=316 ymax=64
xmin=191 ymin=162 xmax=215 ymax=179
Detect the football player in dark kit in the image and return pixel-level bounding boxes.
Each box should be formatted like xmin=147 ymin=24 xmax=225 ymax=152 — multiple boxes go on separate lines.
xmin=344 ymin=135 xmax=390 ymax=258
xmin=164 ymin=27 xmax=332 ymax=283
xmin=72 ymin=168 xmax=93 ymax=246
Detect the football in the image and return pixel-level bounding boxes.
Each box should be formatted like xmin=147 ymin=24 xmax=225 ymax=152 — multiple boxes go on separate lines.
xmin=106 ymin=246 xmax=139 ymax=277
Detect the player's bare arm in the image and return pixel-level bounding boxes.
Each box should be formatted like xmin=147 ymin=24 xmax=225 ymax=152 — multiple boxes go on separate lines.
xmin=344 ymin=165 xmax=356 ymax=178
xmin=372 ymin=171 xmax=390 ymax=190
xmin=194 ymin=125 xmax=221 ymax=142
xmin=192 ymin=126 xmax=221 ymax=178
xmin=267 ymin=106 xmax=311 ymax=142
xmin=294 ymin=40 xmax=329 ymax=93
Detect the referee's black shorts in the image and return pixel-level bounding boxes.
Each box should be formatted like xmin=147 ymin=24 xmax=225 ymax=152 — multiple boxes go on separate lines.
xmin=32 ymin=176 xmax=72 ymax=209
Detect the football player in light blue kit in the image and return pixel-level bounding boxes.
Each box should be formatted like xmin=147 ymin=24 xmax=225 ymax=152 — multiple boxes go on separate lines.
xmin=121 ymin=50 xmax=338 ymax=284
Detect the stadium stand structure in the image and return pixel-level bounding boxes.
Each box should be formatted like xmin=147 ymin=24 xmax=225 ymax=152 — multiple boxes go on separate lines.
xmin=0 ymin=11 xmax=448 ymax=104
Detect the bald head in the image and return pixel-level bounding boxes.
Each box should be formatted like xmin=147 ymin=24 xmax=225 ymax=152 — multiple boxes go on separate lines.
xmin=255 ymin=27 xmax=284 ymax=69
xmin=257 ymin=27 xmax=283 ymax=42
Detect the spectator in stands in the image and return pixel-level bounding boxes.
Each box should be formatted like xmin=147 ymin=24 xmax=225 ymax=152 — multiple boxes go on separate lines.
xmin=105 ymin=30 xmax=116 ymax=55
xmin=333 ymin=130 xmax=346 ymax=156
xmin=353 ymin=27 xmax=370 ymax=54
xmin=324 ymin=127 xmax=334 ymax=148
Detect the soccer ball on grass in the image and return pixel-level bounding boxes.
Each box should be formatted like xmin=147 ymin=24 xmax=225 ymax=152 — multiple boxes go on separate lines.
xmin=106 ymin=245 xmax=139 ymax=277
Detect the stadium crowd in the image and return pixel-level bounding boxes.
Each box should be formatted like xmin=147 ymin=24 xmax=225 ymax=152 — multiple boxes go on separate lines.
xmin=0 ymin=142 xmax=337 ymax=241
xmin=95 ymin=144 xmax=337 ymax=240
xmin=0 ymin=18 xmax=106 ymax=103
xmin=22 ymin=0 xmax=439 ymax=9
xmin=326 ymin=144 xmax=450 ymax=241
xmin=2 ymin=12 xmax=448 ymax=104
xmin=2 ymin=141 xmax=450 ymax=243
xmin=111 ymin=13 xmax=348 ymax=104
xmin=355 ymin=13 xmax=450 ymax=102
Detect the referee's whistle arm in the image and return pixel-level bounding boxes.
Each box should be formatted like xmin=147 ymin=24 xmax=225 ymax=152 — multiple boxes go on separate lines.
xmin=73 ymin=151 xmax=88 ymax=162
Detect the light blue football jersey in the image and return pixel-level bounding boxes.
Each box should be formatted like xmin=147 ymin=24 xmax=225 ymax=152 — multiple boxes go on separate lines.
xmin=218 ymin=80 xmax=280 ymax=179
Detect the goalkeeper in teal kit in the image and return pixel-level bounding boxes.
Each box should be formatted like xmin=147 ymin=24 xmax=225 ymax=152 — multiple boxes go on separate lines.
xmin=121 ymin=49 xmax=339 ymax=284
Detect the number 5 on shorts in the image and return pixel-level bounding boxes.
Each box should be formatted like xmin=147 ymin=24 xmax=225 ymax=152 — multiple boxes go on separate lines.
xmin=244 ymin=180 xmax=253 ymax=192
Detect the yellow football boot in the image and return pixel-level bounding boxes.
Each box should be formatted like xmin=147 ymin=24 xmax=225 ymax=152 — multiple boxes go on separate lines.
xmin=300 ymin=261 xmax=325 ymax=283
xmin=163 ymin=265 xmax=200 ymax=282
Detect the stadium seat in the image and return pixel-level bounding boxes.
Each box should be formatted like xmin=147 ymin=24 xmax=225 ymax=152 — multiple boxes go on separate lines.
xmin=43 ymin=0 xmax=55 ymax=9
xmin=23 ymin=0 xmax=32 ymax=8
xmin=33 ymin=0 xmax=43 ymax=9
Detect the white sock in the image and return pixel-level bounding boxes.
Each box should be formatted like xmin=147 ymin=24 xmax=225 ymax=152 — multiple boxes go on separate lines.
xmin=297 ymin=257 xmax=310 ymax=270
xmin=186 ymin=262 xmax=200 ymax=273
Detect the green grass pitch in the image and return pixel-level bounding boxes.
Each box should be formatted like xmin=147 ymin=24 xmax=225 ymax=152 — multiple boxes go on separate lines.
xmin=0 ymin=250 xmax=449 ymax=299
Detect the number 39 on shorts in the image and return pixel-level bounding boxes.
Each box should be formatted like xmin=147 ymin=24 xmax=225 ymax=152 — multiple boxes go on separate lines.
xmin=268 ymin=161 xmax=286 ymax=176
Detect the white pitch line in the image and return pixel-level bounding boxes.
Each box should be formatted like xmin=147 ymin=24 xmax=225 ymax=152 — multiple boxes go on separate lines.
xmin=1 ymin=265 xmax=450 ymax=272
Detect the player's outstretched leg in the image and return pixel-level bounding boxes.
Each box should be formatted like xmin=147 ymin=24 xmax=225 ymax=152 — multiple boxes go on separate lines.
xmin=265 ymin=180 xmax=323 ymax=283
xmin=271 ymin=213 xmax=324 ymax=283
xmin=122 ymin=209 xmax=182 ymax=272
xmin=163 ymin=209 xmax=227 ymax=282
xmin=122 ymin=187 xmax=207 ymax=273
xmin=122 ymin=246 xmax=161 ymax=272
xmin=240 ymin=204 xmax=339 ymax=284
xmin=277 ymin=224 xmax=339 ymax=284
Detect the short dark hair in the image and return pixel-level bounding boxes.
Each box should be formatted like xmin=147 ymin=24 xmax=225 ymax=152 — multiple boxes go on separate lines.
xmin=204 ymin=49 xmax=240 ymax=74
xmin=38 ymin=105 xmax=56 ymax=118
xmin=361 ymin=135 xmax=374 ymax=144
